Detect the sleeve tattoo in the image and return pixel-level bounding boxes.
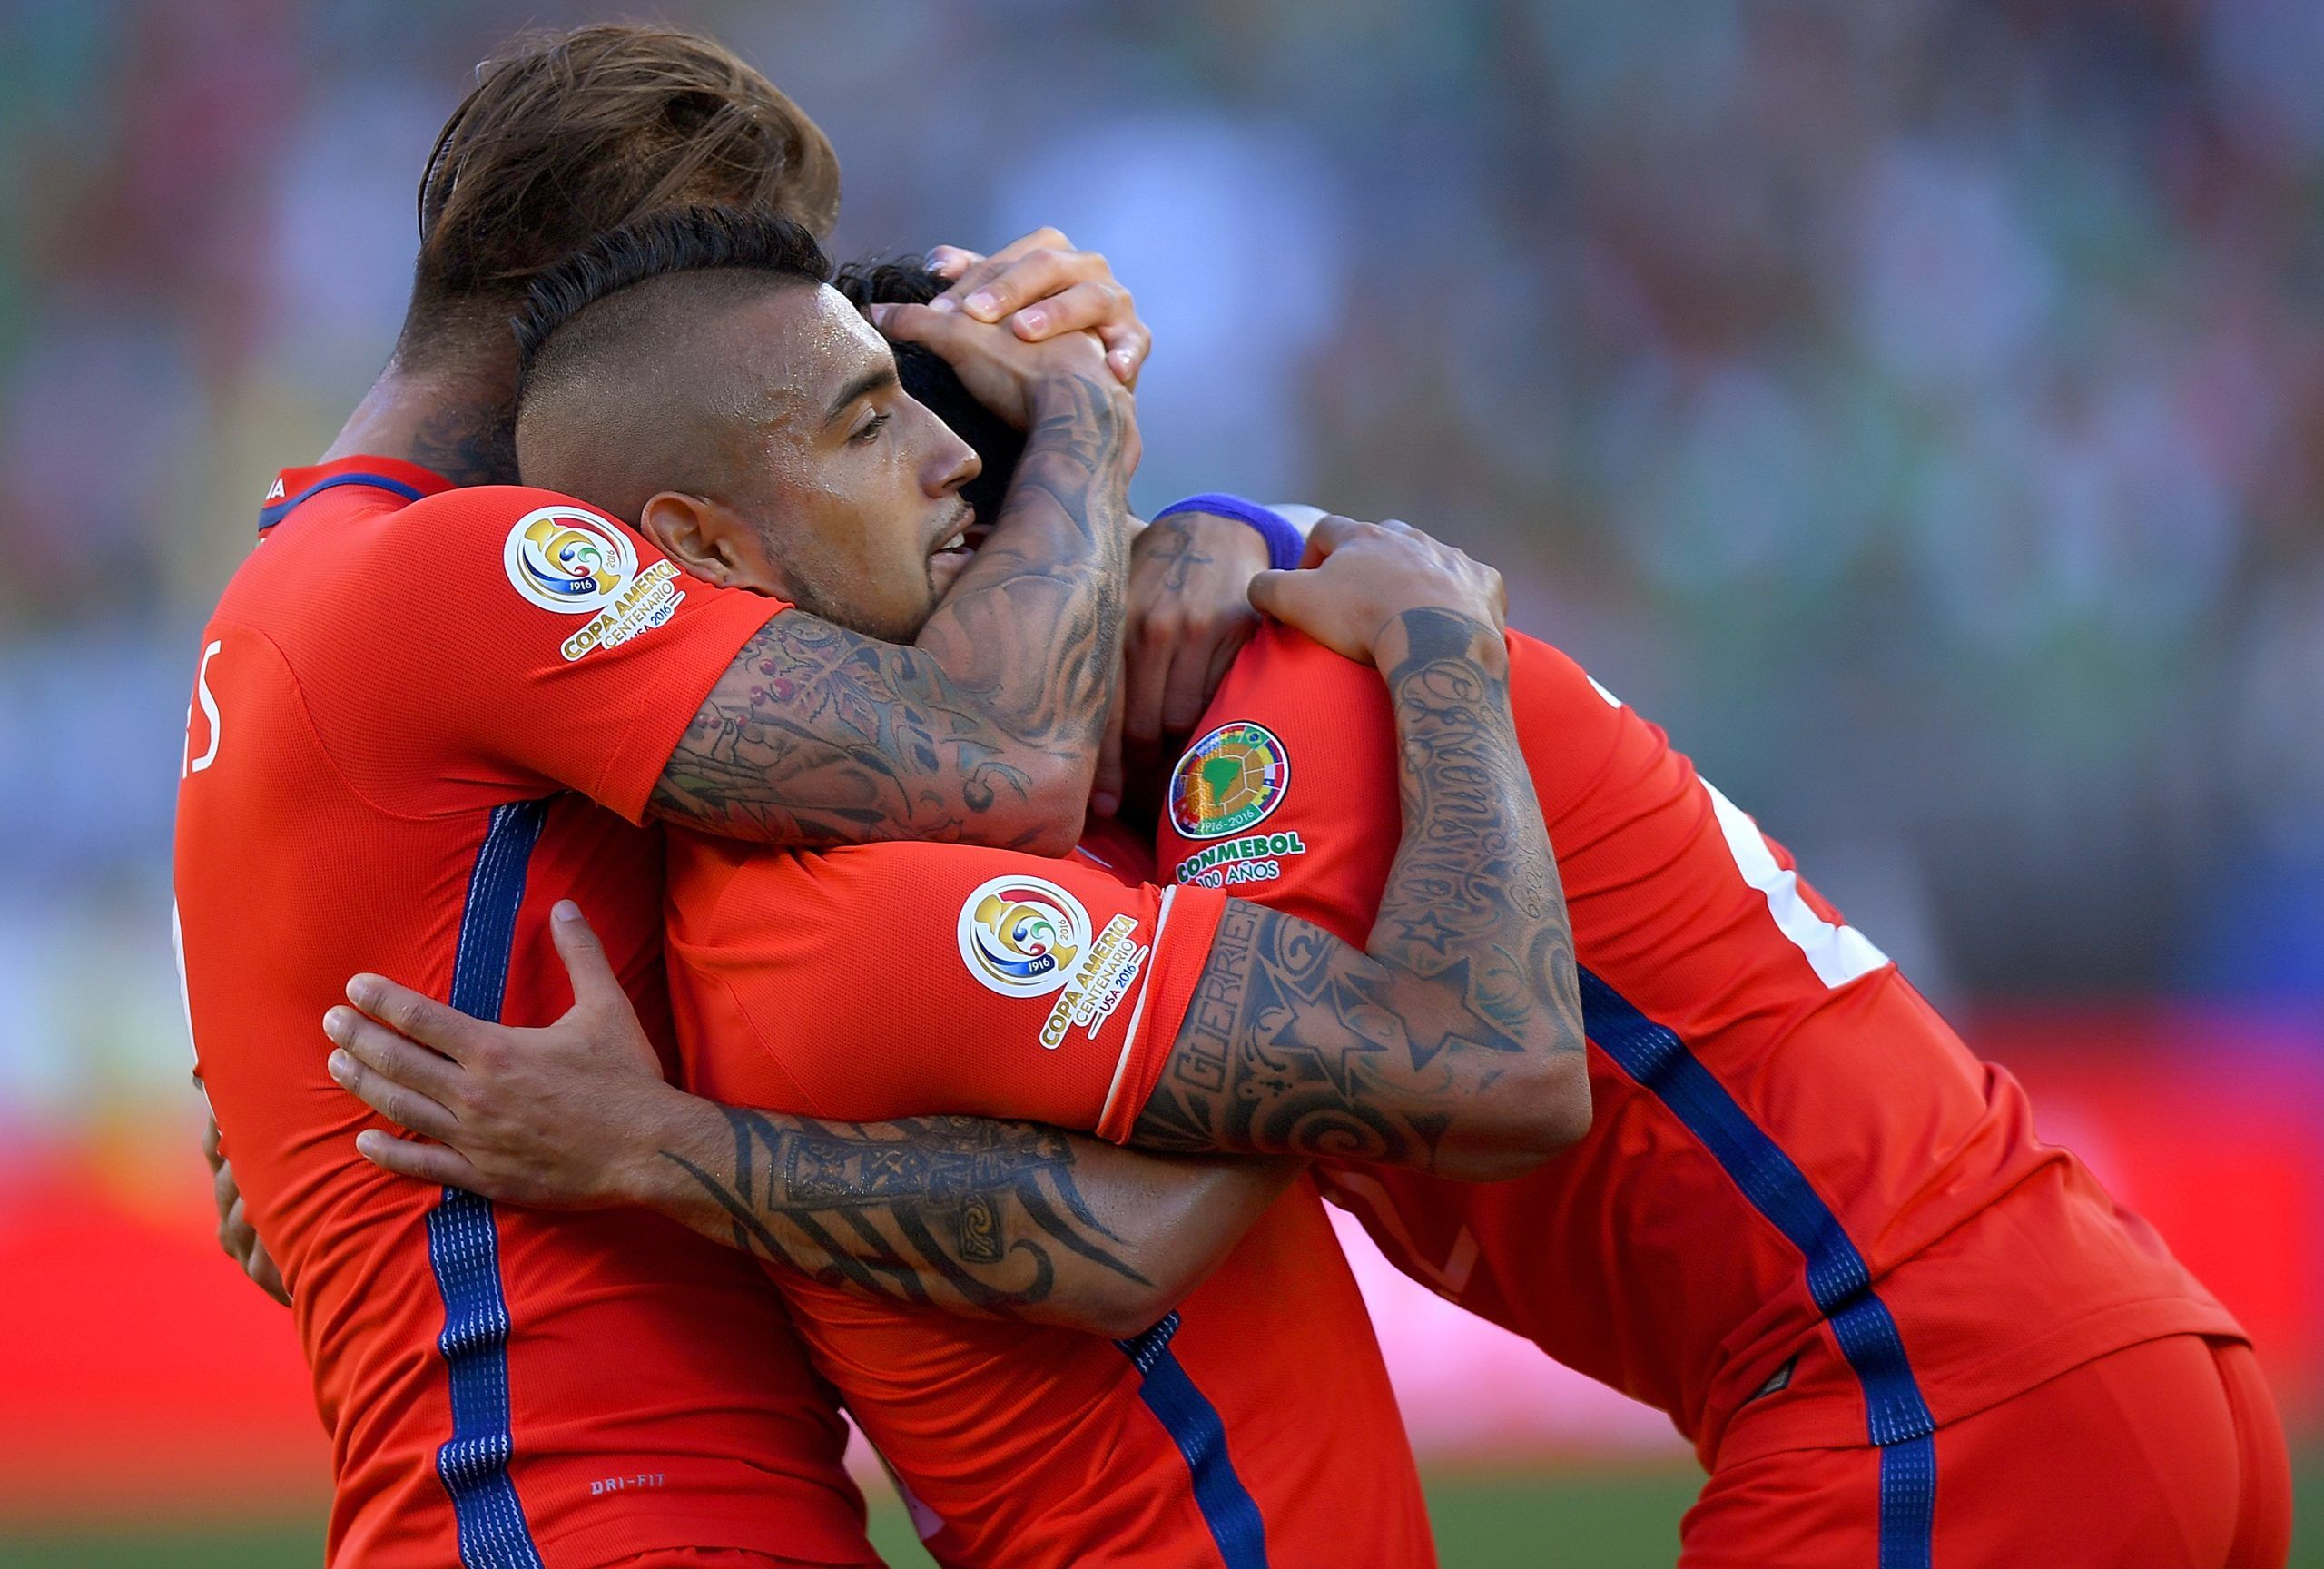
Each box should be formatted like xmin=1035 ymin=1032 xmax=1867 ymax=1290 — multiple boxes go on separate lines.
xmin=650 ymin=373 xmax=1132 ymax=849
xmin=1131 ymin=607 xmax=1588 ymax=1171
xmin=655 ymin=1108 xmax=1156 ymax=1318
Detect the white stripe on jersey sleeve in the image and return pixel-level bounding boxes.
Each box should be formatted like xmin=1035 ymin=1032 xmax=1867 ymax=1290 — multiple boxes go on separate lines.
xmin=1704 ymin=781 xmax=1892 ymax=989
xmin=1099 ymin=884 xmax=1181 ymax=1132
xmin=1265 ymin=502 xmax=1326 ymax=538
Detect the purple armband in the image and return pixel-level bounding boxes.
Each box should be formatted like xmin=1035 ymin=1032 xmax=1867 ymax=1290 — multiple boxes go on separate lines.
xmin=1151 ymin=492 xmax=1307 ymax=573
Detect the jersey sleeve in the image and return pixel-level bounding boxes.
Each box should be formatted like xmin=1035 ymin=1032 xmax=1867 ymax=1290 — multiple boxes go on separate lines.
xmin=1154 ymin=622 xmax=1402 ymax=946
xmin=300 ymin=486 xmax=783 ymax=823
xmin=1153 ymin=623 xmax=1637 ymax=946
xmin=665 ymin=837 xmax=1227 ymax=1138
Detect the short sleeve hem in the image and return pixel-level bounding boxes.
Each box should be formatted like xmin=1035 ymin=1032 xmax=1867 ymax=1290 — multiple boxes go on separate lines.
xmin=1097 ymin=883 xmax=1229 ymax=1143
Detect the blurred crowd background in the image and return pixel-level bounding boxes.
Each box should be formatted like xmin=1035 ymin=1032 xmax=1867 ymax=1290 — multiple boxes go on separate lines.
xmin=0 ymin=0 xmax=2319 ymax=1558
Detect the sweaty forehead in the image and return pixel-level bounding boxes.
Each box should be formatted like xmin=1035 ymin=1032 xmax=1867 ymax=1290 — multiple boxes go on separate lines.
xmin=716 ymin=282 xmax=892 ymax=428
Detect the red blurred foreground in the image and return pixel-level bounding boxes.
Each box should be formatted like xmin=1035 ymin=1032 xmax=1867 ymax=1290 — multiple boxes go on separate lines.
xmin=1 ymin=1005 xmax=2315 ymax=1519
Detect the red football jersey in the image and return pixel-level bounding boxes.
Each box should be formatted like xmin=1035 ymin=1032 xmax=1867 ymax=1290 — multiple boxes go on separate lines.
xmin=173 ymin=459 xmax=878 ymax=1568
xmin=1156 ymin=623 xmax=2242 ymax=1471
xmin=664 ymin=824 xmax=1435 ymax=1569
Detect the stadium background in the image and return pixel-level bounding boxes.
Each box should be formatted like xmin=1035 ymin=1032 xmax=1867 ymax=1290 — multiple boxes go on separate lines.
xmin=0 ymin=0 xmax=2318 ymax=1562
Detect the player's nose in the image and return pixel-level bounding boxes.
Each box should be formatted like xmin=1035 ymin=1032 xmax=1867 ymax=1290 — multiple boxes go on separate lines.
xmin=924 ymin=421 xmax=980 ymax=497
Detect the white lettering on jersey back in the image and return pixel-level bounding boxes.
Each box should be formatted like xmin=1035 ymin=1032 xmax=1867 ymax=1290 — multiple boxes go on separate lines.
xmin=183 ymin=640 xmax=223 ymax=777
xmin=1703 ymin=780 xmax=1890 ymax=989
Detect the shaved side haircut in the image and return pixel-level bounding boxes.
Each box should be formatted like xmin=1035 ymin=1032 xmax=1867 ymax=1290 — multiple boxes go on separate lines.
xmin=510 ymin=207 xmax=834 ymax=517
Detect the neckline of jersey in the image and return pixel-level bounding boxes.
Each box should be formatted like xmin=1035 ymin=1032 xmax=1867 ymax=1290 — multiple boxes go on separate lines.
xmin=257 ymin=455 xmax=455 ymax=533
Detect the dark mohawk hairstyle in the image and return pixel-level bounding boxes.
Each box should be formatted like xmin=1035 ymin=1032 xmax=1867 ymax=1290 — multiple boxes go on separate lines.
xmin=511 ymin=205 xmax=833 ymax=381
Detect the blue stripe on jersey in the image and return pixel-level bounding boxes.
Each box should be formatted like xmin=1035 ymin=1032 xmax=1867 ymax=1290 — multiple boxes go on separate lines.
xmin=1575 ymin=967 xmax=1937 ymax=1565
xmin=1115 ymin=1312 xmax=1269 ymax=1569
xmin=427 ymin=799 xmax=549 ymax=1569
xmin=258 ymin=471 xmax=427 ymax=531
xmin=1878 ymin=1433 xmax=1937 ymax=1569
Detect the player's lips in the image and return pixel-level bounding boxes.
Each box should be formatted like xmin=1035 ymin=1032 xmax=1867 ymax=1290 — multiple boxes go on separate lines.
xmin=928 ymin=501 xmax=978 ymax=594
xmin=926 ymin=501 xmax=977 ymax=559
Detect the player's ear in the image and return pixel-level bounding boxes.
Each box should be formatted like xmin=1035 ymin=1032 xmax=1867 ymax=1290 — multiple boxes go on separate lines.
xmin=640 ymin=491 xmax=775 ymax=596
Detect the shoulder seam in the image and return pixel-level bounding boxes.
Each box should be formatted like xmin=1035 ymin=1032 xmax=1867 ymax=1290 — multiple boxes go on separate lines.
xmin=211 ymin=617 xmax=448 ymax=826
xmin=700 ymin=962 xmax=834 ymax=1120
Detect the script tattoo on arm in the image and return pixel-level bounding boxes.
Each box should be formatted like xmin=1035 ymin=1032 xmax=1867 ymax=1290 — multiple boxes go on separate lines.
xmin=651 ymin=372 xmax=1132 ymax=852
xmin=645 ymin=1105 xmax=1292 ymax=1334
xmin=1131 ymin=607 xmax=1587 ymax=1175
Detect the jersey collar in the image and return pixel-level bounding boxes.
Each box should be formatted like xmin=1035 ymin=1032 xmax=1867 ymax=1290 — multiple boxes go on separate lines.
xmin=257 ymin=455 xmax=456 ymax=533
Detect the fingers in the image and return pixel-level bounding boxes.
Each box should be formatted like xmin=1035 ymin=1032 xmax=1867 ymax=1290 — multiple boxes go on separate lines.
xmin=931 ymin=234 xmax=1148 ymax=382
xmin=212 ymin=1146 xmax=240 ymax=1225
xmin=1092 ymin=656 xmax=1127 ymax=820
xmin=1152 ymin=617 xmax=1246 ymax=739
xmin=1160 ymin=633 xmax=1227 ymax=741
xmin=925 ymin=244 xmax=983 ymax=280
xmin=983 ymin=226 xmax=1071 ymax=264
xmin=245 ymin=1238 xmax=290 ymax=1308
xmin=324 ymin=1035 xmax=462 ymax=1143
xmin=1300 ymin=515 xmax=1365 ymax=567
xmin=1000 ymin=277 xmax=1144 ymax=386
xmin=1095 ymin=316 xmax=1149 ymax=387
xmin=202 ymin=1113 xmax=222 ymax=1169
xmin=934 ymin=227 xmax=1072 ymax=311
xmin=324 ymin=1005 xmax=465 ymax=1104
xmin=211 ymin=1155 xmax=290 ymax=1306
xmin=1246 ymin=568 xmax=1299 ymax=623
xmin=218 ymin=1196 xmax=249 ymax=1263
xmin=1121 ymin=621 xmax=1178 ymax=754
xmin=222 ymin=1199 xmax=288 ymax=1310
xmin=1202 ymin=632 xmax=1246 ymax=713
xmin=354 ymin=1128 xmax=484 ymax=1192
xmin=1007 ymin=278 xmax=1128 ymax=343
xmin=867 ymin=301 xmax=978 ymax=359
xmin=548 ymin=901 xmax=626 ymax=1016
xmin=953 ymin=247 xmax=1113 ymax=325
xmin=344 ymin=972 xmax=490 ymax=1064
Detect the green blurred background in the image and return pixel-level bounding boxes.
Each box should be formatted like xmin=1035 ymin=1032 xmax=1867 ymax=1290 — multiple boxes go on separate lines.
xmin=2 ymin=0 xmax=2319 ymax=1561
xmin=4 ymin=1469 xmax=2319 ymax=1567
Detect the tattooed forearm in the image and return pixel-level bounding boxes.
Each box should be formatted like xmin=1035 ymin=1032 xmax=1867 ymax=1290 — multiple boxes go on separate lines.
xmin=1132 ymin=607 xmax=1587 ymax=1176
xmin=653 ymin=371 xmax=1133 ymax=850
xmin=639 ymin=1102 xmax=1291 ymax=1334
xmin=658 ymin=1108 xmax=1147 ymax=1317
xmin=1372 ymin=607 xmax=1573 ymax=1036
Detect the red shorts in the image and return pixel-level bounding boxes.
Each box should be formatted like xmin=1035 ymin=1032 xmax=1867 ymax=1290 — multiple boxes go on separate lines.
xmin=1681 ymin=1335 xmax=2291 ymax=1568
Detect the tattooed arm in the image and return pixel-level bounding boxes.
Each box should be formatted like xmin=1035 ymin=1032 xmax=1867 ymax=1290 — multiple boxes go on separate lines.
xmin=651 ymin=312 xmax=1134 ymax=856
xmin=1130 ymin=520 xmax=1590 ymax=1179
xmin=322 ymin=903 xmax=1296 ymax=1337
xmin=633 ymin=1107 xmax=1298 ymax=1337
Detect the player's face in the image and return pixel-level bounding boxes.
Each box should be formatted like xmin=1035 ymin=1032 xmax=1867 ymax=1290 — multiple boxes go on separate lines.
xmin=714 ymin=285 xmax=982 ymax=641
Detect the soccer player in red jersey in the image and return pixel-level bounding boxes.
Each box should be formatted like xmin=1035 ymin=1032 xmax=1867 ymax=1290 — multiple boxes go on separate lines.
xmin=323 ymin=207 xmax=1605 ymax=1567
xmin=1149 ymin=606 xmax=2292 ymax=1569
xmin=339 ymin=421 xmax=2292 ymax=1569
xmin=312 ymin=203 xmax=2287 ymax=1562
xmin=177 ymin=27 xmax=1177 ymax=1569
